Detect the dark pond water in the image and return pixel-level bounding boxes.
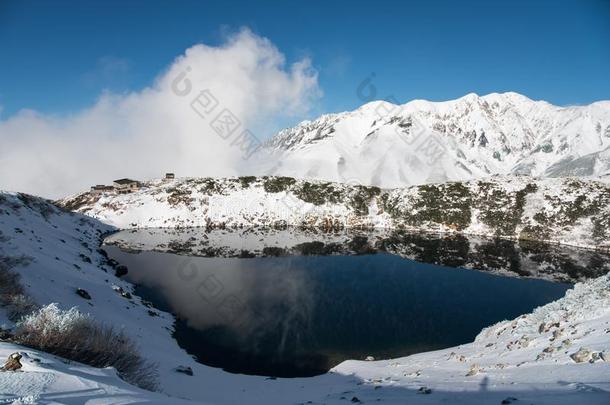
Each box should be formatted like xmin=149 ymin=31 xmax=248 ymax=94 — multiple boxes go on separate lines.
xmin=100 ymin=228 xmax=592 ymax=378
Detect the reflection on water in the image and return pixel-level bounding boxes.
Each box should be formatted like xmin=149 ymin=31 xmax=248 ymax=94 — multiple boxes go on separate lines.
xmin=102 ymin=227 xmax=586 ymax=377
xmin=106 ymin=227 xmax=610 ymax=283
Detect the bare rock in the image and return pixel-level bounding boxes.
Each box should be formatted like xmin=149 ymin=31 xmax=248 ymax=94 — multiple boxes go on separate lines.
xmin=448 ymin=352 xmax=467 ymax=362
xmin=540 ymin=321 xmax=560 ymax=333
xmin=550 ymin=329 xmax=562 ymax=341
xmin=1 ymin=353 xmax=23 ymax=372
xmin=112 ymin=285 xmax=132 ymax=299
xmin=570 ymin=347 xmax=593 ymax=363
xmin=76 ymin=288 xmax=91 ymax=300
xmin=466 ymin=364 xmax=481 ymax=376
xmin=115 ymin=265 xmax=128 ymax=277
xmin=175 ymin=365 xmax=193 ymax=376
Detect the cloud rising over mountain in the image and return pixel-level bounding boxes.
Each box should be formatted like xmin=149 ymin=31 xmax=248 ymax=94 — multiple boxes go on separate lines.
xmin=0 ymin=29 xmax=320 ymax=198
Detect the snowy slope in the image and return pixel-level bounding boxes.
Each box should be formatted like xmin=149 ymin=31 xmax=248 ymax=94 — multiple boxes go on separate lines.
xmin=61 ymin=175 xmax=610 ymax=250
xmin=0 ymin=342 xmax=197 ymax=404
xmin=251 ymin=93 xmax=610 ymax=187
xmin=1 ymin=191 xmax=610 ymax=404
xmin=0 ymin=192 xmax=205 ymax=399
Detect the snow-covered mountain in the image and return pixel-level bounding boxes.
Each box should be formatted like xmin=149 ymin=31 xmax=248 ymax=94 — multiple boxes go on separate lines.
xmin=253 ymin=92 xmax=610 ymax=187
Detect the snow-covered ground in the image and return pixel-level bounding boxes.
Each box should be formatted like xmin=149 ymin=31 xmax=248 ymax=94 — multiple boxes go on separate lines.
xmin=2 ymin=190 xmax=609 ymax=404
xmin=0 ymin=342 xmax=197 ymax=404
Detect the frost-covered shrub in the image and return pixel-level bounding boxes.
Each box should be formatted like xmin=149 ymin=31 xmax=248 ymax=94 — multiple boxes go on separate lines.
xmin=5 ymin=294 xmax=38 ymax=322
xmin=16 ymin=193 xmax=57 ymax=220
xmin=0 ymin=256 xmax=38 ymax=321
xmin=14 ymin=304 xmax=158 ymax=391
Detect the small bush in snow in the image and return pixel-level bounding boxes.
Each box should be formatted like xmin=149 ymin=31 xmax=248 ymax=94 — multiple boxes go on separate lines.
xmin=0 ymin=256 xmax=38 ymax=321
xmin=14 ymin=304 xmax=158 ymax=391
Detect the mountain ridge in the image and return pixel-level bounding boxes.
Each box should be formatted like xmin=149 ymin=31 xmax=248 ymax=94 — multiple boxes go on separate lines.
xmin=252 ymin=92 xmax=610 ymax=188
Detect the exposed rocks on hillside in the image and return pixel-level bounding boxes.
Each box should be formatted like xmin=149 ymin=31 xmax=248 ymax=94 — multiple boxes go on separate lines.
xmin=60 ymin=175 xmax=610 ymax=250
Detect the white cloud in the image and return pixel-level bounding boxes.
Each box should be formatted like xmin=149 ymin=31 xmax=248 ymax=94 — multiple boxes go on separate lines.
xmin=0 ymin=29 xmax=320 ymax=199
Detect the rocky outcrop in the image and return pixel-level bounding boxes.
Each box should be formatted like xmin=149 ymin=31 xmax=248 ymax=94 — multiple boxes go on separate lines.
xmin=0 ymin=352 xmax=23 ymax=372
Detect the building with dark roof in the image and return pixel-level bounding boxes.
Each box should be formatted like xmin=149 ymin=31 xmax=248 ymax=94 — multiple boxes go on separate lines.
xmin=113 ymin=178 xmax=140 ymax=194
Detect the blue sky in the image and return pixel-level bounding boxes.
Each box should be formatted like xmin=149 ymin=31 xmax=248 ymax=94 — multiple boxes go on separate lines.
xmin=1 ymin=0 xmax=609 ymax=120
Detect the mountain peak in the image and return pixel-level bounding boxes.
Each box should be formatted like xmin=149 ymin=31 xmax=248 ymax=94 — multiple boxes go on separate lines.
xmin=458 ymin=92 xmax=481 ymax=102
xmin=357 ymin=99 xmax=400 ymax=114
xmin=481 ymin=91 xmax=535 ymax=105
